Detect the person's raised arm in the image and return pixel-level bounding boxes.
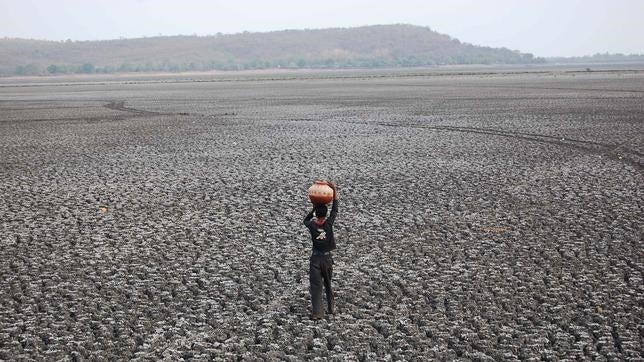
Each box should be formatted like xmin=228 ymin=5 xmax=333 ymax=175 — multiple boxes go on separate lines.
xmin=327 ymin=182 xmax=338 ymax=226
xmin=303 ymin=207 xmax=315 ymax=226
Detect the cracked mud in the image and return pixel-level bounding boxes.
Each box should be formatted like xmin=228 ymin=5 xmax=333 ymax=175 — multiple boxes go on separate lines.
xmin=1 ymin=70 xmax=643 ymax=360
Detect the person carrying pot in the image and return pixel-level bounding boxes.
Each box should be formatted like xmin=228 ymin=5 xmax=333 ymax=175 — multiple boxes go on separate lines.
xmin=303 ymin=181 xmax=338 ymax=320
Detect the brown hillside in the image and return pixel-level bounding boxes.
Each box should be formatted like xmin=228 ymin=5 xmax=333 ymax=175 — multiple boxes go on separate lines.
xmin=0 ymin=24 xmax=542 ymax=75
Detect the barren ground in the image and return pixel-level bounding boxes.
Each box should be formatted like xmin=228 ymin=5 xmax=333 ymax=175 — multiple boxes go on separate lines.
xmin=1 ymin=69 xmax=643 ymax=360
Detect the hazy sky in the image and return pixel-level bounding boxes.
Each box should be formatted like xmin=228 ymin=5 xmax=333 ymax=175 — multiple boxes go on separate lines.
xmin=1 ymin=0 xmax=643 ymax=57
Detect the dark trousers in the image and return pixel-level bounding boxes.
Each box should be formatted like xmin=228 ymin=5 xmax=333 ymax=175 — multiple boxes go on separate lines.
xmin=309 ymin=254 xmax=334 ymax=316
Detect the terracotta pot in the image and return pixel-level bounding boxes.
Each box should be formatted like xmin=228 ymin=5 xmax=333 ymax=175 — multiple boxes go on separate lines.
xmin=308 ymin=181 xmax=333 ymax=205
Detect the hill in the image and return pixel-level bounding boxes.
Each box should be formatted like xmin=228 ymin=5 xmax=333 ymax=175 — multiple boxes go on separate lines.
xmin=0 ymin=24 xmax=544 ymax=76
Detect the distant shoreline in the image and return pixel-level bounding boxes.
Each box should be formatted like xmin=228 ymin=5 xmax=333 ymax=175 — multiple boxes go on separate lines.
xmin=2 ymin=63 xmax=644 ymax=87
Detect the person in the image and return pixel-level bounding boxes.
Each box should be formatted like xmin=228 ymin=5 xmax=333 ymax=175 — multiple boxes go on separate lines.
xmin=303 ymin=181 xmax=338 ymax=320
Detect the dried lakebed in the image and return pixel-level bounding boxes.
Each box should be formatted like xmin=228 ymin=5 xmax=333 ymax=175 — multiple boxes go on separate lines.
xmin=1 ymin=70 xmax=643 ymax=360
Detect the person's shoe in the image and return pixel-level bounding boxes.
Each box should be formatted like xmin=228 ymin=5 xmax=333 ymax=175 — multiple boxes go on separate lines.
xmin=310 ymin=313 xmax=323 ymax=321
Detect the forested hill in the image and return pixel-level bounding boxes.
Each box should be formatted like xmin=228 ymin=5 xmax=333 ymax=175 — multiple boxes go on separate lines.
xmin=0 ymin=24 xmax=544 ymax=76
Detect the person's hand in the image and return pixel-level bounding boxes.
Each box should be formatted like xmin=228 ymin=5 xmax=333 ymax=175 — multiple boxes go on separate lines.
xmin=327 ymin=181 xmax=337 ymax=199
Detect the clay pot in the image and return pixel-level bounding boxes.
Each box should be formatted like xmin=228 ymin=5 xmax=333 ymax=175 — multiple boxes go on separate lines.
xmin=308 ymin=181 xmax=334 ymax=205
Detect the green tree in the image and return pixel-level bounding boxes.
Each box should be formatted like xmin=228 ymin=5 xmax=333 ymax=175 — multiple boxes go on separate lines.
xmin=80 ymin=63 xmax=95 ymax=73
xmin=15 ymin=64 xmax=40 ymax=75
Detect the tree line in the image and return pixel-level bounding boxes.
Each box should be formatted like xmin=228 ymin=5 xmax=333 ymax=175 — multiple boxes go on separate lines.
xmin=15 ymin=54 xmax=543 ymax=76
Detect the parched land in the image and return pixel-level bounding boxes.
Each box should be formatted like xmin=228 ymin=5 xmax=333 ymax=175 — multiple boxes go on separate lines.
xmin=0 ymin=68 xmax=642 ymax=360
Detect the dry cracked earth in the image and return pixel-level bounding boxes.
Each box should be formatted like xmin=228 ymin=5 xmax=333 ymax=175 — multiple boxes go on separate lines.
xmin=1 ymin=69 xmax=643 ymax=361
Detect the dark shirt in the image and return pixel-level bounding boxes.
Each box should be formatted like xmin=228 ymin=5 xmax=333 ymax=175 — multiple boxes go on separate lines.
xmin=303 ymin=199 xmax=338 ymax=252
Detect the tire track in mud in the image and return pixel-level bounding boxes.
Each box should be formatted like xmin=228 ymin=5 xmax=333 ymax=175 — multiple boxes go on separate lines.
xmin=1 ymin=100 xmax=232 ymax=125
xmin=395 ymin=123 xmax=643 ymax=171
xmin=1 ymin=100 xmax=177 ymax=124
xmin=0 ymin=116 xmax=122 ymax=124
xmin=422 ymin=124 xmax=642 ymax=157
xmin=104 ymin=100 xmax=162 ymax=116
xmin=104 ymin=100 xmax=235 ymax=119
xmin=482 ymin=85 xmax=644 ymax=95
xmin=340 ymin=119 xmax=643 ymax=171
xmin=104 ymin=100 xmax=188 ymax=117
xmin=399 ymin=84 xmax=644 ymax=94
